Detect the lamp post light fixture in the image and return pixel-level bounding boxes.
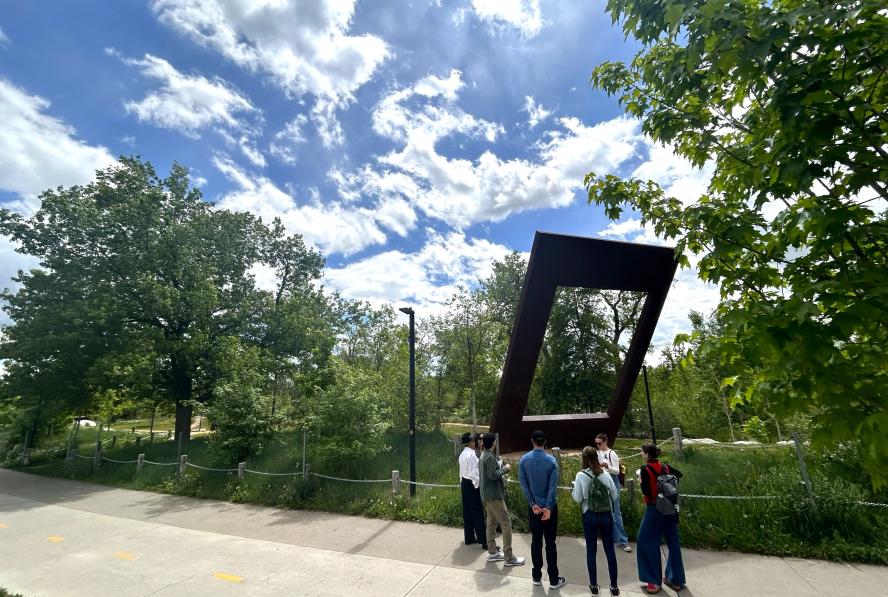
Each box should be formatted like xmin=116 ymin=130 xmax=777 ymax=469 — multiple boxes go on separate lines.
xmin=398 ymin=306 xmax=416 ymax=497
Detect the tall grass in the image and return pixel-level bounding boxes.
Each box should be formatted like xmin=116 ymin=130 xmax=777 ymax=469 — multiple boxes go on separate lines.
xmin=11 ymin=431 xmax=888 ymax=565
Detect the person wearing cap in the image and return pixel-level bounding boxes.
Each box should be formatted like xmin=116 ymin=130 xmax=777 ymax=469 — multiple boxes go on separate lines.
xmin=479 ymin=432 xmax=525 ymax=567
xmin=518 ymin=429 xmax=566 ymax=589
xmin=458 ymin=431 xmax=486 ymax=548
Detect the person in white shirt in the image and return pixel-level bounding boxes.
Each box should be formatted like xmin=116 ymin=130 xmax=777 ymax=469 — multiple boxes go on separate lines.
xmin=458 ymin=432 xmax=486 ymax=548
xmin=596 ymin=433 xmax=632 ymax=552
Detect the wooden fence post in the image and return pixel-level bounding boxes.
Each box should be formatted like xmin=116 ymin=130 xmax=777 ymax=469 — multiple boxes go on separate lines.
xmin=392 ymin=470 xmax=401 ymax=495
xmin=672 ymin=427 xmax=684 ymax=461
xmin=137 ymin=453 xmax=145 ymax=473
xmin=94 ymin=447 xmax=102 ymax=471
xmin=178 ymin=454 xmax=187 ymax=477
xmin=238 ymin=462 xmax=246 ymax=481
xmin=792 ymin=432 xmax=814 ymax=501
xmin=111 ymin=435 xmax=118 ymax=449
xmin=552 ymin=447 xmax=563 ymax=484
xmin=627 ymin=478 xmax=636 ymax=507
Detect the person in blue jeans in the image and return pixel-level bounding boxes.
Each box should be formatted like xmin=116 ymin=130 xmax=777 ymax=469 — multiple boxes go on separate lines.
xmin=636 ymin=444 xmax=686 ymax=594
xmin=596 ymin=433 xmax=631 ymax=552
xmin=518 ymin=429 xmax=566 ymax=590
xmin=571 ymin=446 xmax=620 ymax=596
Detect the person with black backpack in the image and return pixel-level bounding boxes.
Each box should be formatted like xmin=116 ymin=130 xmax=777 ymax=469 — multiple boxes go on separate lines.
xmin=571 ymin=446 xmax=620 ymax=596
xmin=636 ymin=444 xmax=686 ymax=594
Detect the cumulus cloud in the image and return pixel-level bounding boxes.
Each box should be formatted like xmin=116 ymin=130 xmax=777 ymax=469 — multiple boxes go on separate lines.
xmin=334 ymin=69 xmax=643 ymax=229
xmin=469 ymin=0 xmax=543 ymax=38
xmin=119 ymin=53 xmax=258 ymax=139
xmin=324 ymin=229 xmax=512 ymax=314
xmin=0 ymin=78 xmax=116 ymax=322
xmin=0 ymin=26 xmax=10 ymax=47
xmin=212 ymin=155 xmax=417 ymax=256
xmin=522 ymin=95 xmax=551 ymax=128
xmin=0 ymin=79 xmax=115 ymax=197
xmin=151 ymin=0 xmax=388 ymax=146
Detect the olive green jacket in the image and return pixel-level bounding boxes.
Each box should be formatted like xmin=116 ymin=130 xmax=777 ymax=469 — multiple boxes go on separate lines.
xmin=479 ymin=450 xmax=507 ymax=502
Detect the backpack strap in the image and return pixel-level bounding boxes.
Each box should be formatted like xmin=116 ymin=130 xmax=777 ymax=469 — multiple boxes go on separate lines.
xmin=581 ymin=469 xmax=595 ymax=499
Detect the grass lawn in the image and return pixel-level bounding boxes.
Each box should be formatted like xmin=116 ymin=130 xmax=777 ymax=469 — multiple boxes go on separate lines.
xmin=10 ymin=429 xmax=888 ymax=565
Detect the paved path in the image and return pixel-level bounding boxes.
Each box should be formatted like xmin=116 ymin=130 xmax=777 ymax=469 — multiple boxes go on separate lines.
xmin=0 ymin=468 xmax=885 ymax=596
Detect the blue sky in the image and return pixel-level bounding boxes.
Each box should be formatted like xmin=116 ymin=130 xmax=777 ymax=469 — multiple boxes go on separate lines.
xmin=0 ymin=0 xmax=718 ymax=348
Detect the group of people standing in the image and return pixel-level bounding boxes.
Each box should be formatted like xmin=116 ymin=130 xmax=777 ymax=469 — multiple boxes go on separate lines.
xmin=458 ymin=430 xmax=686 ymax=595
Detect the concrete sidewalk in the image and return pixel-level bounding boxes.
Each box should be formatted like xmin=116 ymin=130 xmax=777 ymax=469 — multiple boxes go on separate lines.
xmin=0 ymin=468 xmax=884 ymax=596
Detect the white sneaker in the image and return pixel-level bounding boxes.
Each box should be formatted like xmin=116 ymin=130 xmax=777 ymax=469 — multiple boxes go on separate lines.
xmin=619 ymin=544 xmax=633 ymax=553
xmin=532 ymin=579 xmax=542 ymax=586
xmin=549 ymin=576 xmax=567 ymax=589
xmin=487 ymin=551 xmax=505 ymax=562
xmin=504 ymin=555 xmax=525 ymax=567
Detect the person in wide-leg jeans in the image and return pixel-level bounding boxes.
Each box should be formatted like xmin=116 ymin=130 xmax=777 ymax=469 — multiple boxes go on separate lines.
xmin=636 ymin=504 xmax=686 ymax=588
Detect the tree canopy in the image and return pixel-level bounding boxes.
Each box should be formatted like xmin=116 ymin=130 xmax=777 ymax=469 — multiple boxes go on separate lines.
xmin=0 ymin=158 xmax=330 ymax=445
xmin=585 ymin=0 xmax=888 ymax=484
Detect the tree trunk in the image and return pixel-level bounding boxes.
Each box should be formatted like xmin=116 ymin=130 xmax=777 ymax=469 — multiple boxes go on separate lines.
xmin=149 ymin=403 xmax=157 ymax=435
xmin=175 ymin=399 xmax=193 ymax=444
xmin=171 ymin=363 xmax=193 ymax=444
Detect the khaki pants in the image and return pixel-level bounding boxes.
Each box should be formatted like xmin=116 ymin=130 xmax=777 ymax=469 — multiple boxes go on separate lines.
xmin=485 ymin=499 xmax=513 ymax=559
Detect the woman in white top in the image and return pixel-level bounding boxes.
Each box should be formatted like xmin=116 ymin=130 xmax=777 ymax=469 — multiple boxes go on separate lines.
xmin=572 ymin=446 xmax=620 ymax=596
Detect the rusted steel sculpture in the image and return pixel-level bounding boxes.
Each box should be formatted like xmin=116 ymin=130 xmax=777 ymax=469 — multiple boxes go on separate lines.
xmin=490 ymin=232 xmax=678 ymax=452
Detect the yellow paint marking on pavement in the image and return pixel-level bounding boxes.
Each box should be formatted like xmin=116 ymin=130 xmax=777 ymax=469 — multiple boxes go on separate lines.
xmin=213 ymin=572 xmax=244 ymax=583
xmin=0 ymin=523 xmax=7 ymax=529
xmin=47 ymin=535 xmax=64 ymax=543
xmin=114 ymin=551 xmax=136 ymax=560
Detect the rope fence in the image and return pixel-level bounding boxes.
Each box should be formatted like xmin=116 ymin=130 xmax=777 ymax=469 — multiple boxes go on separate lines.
xmin=244 ymin=469 xmax=303 ymax=477
xmin=310 ymin=472 xmax=390 ymax=484
xmin=22 ymin=430 xmax=888 ymax=509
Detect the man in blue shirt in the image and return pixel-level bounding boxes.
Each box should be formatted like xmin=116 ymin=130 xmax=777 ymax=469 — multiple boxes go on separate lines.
xmin=518 ymin=430 xmax=566 ymax=589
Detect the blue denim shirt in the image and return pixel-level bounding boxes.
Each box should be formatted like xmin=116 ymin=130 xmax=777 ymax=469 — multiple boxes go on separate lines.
xmin=518 ymin=448 xmax=558 ymax=509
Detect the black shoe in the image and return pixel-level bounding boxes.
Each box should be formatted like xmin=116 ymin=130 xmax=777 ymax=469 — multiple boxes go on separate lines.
xmin=590 ymin=585 xmax=599 ymax=595
xmin=609 ymin=587 xmax=620 ymax=596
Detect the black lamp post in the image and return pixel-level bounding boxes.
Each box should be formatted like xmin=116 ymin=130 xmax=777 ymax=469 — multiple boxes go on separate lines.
xmin=642 ymin=364 xmax=657 ymax=445
xmin=399 ymin=306 xmax=416 ymax=497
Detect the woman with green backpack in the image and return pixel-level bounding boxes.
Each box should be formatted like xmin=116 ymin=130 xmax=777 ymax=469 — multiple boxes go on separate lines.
xmin=571 ymin=446 xmax=620 ymax=596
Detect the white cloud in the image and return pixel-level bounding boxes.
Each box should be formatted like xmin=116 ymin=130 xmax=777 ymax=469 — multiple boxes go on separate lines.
xmin=121 ymin=54 xmax=257 ymax=138
xmin=324 ymin=229 xmax=511 ymax=314
xmin=238 ymin=135 xmax=267 ymax=168
xmin=337 ymin=70 xmax=643 ymax=229
xmin=0 ymin=79 xmax=115 ymax=323
xmin=522 ymin=95 xmax=551 ymax=128
xmin=151 ymin=0 xmax=388 ymax=145
xmin=0 ymin=79 xmax=115 ymax=197
xmin=373 ymin=197 xmax=417 ymax=237
xmin=212 ymin=155 xmax=417 ymax=256
xmin=470 ymin=0 xmax=543 ymax=38
xmin=632 ymin=142 xmax=714 ymax=206
xmin=269 ymin=115 xmax=308 ymax=164
xmin=0 ymin=26 xmax=10 ymax=47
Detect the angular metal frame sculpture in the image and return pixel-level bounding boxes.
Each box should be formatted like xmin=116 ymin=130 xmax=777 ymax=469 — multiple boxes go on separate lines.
xmin=490 ymin=232 xmax=678 ymax=452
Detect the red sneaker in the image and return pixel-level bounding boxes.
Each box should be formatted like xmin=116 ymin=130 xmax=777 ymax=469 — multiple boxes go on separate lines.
xmin=642 ymin=583 xmax=661 ymax=594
